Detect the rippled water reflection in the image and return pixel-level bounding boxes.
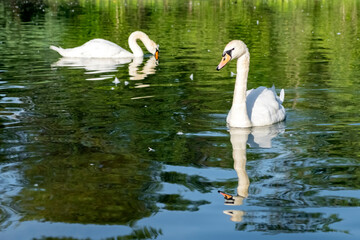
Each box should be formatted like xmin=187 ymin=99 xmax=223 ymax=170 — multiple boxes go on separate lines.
xmin=1 ymin=0 xmax=360 ymax=239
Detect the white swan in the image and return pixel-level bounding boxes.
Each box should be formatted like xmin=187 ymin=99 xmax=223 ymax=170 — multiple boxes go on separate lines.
xmin=50 ymin=31 xmax=159 ymax=60
xmin=216 ymin=40 xmax=286 ymax=128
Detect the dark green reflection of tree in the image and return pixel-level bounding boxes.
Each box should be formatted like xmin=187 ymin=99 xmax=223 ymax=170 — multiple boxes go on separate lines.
xmin=12 ymin=138 xmax=212 ymax=225
xmin=13 ymin=152 xmax=160 ymax=225
xmin=8 ymin=0 xmax=47 ymax=22
xmin=32 ymin=226 xmax=162 ymax=240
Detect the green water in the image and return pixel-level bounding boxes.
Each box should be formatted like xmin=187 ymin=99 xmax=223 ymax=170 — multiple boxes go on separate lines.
xmin=1 ymin=0 xmax=360 ymax=239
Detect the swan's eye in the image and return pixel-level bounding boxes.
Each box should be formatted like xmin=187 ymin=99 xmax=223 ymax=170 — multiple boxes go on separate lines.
xmin=226 ymin=48 xmax=234 ymax=57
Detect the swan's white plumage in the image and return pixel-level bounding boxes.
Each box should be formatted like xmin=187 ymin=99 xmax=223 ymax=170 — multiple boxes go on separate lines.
xmin=241 ymin=86 xmax=286 ymax=127
xmin=217 ymin=40 xmax=286 ymax=128
xmin=50 ymin=39 xmax=133 ymax=58
xmin=50 ymin=31 xmax=158 ymax=59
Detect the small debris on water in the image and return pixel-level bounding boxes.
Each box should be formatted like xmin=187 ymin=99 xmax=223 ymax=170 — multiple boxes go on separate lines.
xmin=112 ymin=77 xmax=120 ymax=85
xmin=190 ymin=74 xmax=193 ymax=80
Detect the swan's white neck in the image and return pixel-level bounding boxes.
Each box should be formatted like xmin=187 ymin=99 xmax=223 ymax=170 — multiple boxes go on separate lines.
xmin=128 ymin=31 xmax=152 ymax=57
xmin=228 ymin=50 xmax=252 ymax=128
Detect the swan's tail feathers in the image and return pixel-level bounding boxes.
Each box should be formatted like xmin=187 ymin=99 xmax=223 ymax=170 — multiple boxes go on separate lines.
xmin=50 ymin=46 xmax=64 ymax=56
xmin=279 ymin=88 xmax=285 ymax=103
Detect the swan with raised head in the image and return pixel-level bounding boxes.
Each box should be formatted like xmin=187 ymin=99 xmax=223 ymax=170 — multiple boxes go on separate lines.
xmin=50 ymin=31 xmax=159 ymax=60
xmin=216 ymin=40 xmax=286 ymax=128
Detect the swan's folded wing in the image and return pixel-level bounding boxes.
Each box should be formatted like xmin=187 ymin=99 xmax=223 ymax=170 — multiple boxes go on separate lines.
xmin=54 ymin=39 xmax=133 ymax=58
xmin=78 ymin=39 xmax=132 ymax=58
xmin=248 ymin=87 xmax=286 ymax=126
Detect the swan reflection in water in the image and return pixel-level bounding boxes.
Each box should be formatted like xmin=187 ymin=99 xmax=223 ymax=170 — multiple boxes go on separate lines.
xmin=221 ymin=123 xmax=285 ymax=222
xmin=128 ymin=57 xmax=157 ymax=80
xmin=51 ymin=56 xmax=158 ymax=81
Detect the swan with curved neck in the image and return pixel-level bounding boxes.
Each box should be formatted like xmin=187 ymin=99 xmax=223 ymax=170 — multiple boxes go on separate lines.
xmin=50 ymin=31 xmax=159 ymax=60
xmin=217 ymin=40 xmax=286 ymax=128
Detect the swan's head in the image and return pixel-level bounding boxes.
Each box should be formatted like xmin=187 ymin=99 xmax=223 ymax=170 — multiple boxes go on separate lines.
xmin=216 ymin=40 xmax=248 ymax=71
xmin=130 ymin=31 xmax=159 ymax=60
xmin=147 ymin=40 xmax=159 ymax=60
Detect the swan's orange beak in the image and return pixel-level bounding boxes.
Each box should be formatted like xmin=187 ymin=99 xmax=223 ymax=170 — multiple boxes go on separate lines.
xmin=218 ymin=190 xmax=234 ymax=200
xmin=155 ymin=49 xmax=159 ymax=60
xmin=216 ymin=53 xmax=231 ymax=71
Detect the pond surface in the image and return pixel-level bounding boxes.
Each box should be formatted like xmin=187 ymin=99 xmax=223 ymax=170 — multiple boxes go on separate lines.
xmin=1 ymin=0 xmax=360 ymax=239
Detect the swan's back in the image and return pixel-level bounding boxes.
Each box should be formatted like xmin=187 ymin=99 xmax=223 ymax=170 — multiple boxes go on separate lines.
xmin=246 ymin=86 xmax=286 ymax=126
xmin=50 ymin=39 xmax=132 ymax=58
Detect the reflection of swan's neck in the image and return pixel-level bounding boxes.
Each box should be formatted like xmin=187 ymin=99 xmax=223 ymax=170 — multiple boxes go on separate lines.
xmin=128 ymin=31 xmax=152 ymax=57
xmin=230 ymin=128 xmax=250 ymax=199
xmin=229 ymin=51 xmax=251 ymax=127
xmin=129 ymin=57 xmax=144 ymax=79
xmin=223 ymin=210 xmax=245 ymax=222
xmin=129 ymin=57 xmax=157 ymax=80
